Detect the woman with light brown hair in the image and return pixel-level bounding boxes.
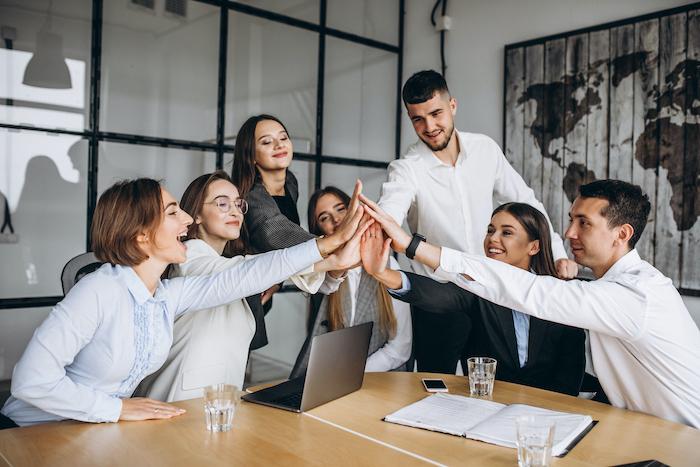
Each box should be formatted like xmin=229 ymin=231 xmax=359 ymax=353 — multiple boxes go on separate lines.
xmin=136 ymin=172 xmax=359 ymax=402
xmin=1 ymin=177 xmax=368 ymax=427
xmin=293 ymin=186 xmax=411 ymax=373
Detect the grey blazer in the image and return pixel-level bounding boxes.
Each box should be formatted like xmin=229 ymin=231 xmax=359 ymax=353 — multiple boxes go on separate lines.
xmin=245 ymin=170 xmax=315 ymax=253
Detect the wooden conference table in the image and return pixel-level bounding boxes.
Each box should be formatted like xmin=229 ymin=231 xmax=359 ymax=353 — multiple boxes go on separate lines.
xmin=1 ymin=372 xmax=698 ymax=466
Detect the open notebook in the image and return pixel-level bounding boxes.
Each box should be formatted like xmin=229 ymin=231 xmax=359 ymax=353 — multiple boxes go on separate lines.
xmin=384 ymin=393 xmax=594 ymax=457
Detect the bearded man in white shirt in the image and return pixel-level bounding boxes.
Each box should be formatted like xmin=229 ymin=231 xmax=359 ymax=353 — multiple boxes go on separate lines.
xmin=379 ymin=70 xmax=578 ymax=373
xmin=361 ymin=180 xmax=700 ymax=428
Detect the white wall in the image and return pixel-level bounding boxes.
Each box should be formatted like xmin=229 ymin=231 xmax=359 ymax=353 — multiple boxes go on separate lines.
xmin=401 ymin=0 xmax=700 ymax=324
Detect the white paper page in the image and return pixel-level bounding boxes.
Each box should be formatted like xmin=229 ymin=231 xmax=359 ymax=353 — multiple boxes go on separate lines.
xmin=384 ymin=393 xmax=505 ymax=437
xmin=465 ymin=404 xmax=593 ymax=456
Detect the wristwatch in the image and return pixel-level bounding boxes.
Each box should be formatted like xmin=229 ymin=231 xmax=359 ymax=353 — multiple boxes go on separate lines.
xmin=406 ymin=233 xmax=426 ymax=260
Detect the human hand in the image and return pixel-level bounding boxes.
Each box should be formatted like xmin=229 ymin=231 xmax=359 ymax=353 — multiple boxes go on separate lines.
xmin=555 ymin=258 xmax=579 ymax=279
xmin=361 ymin=222 xmax=391 ymax=276
xmin=261 ymin=284 xmax=281 ymax=305
xmin=330 ymin=180 xmax=364 ymax=245
xmin=358 ymin=194 xmax=412 ymax=253
xmin=119 ymin=397 xmax=186 ymax=421
xmin=331 ymin=213 xmax=374 ymax=270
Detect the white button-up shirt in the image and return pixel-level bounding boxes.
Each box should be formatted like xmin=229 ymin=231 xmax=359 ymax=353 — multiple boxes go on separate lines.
xmin=437 ymin=248 xmax=700 ymax=428
xmin=379 ymin=131 xmax=567 ymax=280
xmin=2 ymin=239 xmax=322 ymax=426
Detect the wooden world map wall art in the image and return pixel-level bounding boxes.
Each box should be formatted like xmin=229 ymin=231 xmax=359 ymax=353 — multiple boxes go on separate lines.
xmin=503 ymin=3 xmax=700 ymax=294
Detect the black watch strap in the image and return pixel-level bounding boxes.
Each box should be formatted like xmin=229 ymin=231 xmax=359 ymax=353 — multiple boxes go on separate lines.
xmin=406 ymin=233 xmax=426 ymax=260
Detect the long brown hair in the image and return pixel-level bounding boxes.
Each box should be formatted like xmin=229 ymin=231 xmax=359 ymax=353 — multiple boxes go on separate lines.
xmin=231 ymin=114 xmax=290 ymax=197
xmin=180 ymin=171 xmax=250 ymax=258
xmin=308 ymin=186 xmax=397 ymax=338
xmin=491 ymin=202 xmax=558 ymax=277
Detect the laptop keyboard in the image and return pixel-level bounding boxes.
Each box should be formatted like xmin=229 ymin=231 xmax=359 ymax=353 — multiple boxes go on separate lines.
xmin=270 ymin=391 xmax=303 ymax=408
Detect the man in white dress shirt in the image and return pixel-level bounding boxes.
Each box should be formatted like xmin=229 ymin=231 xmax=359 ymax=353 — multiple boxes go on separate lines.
xmin=361 ymin=180 xmax=700 ymax=427
xmin=379 ymin=70 xmax=578 ymax=373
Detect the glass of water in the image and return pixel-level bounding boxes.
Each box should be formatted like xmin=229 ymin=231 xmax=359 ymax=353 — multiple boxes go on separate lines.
xmin=203 ymin=384 xmax=241 ymax=432
xmin=467 ymin=357 xmax=497 ymax=397
xmin=516 ymin=416 xmax=555 ymax=467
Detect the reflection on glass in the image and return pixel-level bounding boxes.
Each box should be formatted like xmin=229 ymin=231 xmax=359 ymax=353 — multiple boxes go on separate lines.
xmin=98 ymin=142 xmax=217 ymax=202
xmin=327 ymin=0 xmax=399 ymax=45
xmin=236 ymin=0 xmax=319 ymax=23
xmin=324 ymin=37 xmax=397 ymax=162
xmin=0 ymin=129 xmax=87 ymax=298
xmin=321 ymin=164 xmax=387 ymax=202
xmin=226 ymin=12 xmax=317 ymax=151
xmin=0 ymin=1 xmax=91 ymax=131
xmin=100 ymin=1 xmax=219 ymax=141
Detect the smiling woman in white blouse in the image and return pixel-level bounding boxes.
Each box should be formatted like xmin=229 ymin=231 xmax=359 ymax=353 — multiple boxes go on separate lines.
xmin=0 ymin=177 xmax=368 ymax=427
xmin=295 ymin=186 xmax=412 ymax=373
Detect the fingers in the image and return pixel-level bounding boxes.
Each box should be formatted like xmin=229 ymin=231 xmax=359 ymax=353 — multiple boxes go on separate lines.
xmin=147 ymin=400 xmax=186 ymax=419
xmin=347 ymin=179 xmax=363 ymax=215
xmin=381 ymin=238 xmax=392 ymax=259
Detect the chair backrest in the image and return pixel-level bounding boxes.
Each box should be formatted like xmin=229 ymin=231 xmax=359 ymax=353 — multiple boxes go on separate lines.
xmin=61 ymin=252 xmax=103 ymax=295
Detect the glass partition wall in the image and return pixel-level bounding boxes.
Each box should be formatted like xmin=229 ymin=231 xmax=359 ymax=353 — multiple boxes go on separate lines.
xmin=0 ymin=0 xmax=404 ymax=380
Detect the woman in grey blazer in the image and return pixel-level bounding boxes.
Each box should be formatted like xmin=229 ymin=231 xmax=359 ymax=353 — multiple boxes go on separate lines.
xmin=231 ymin=115 xmax=358 ymax=348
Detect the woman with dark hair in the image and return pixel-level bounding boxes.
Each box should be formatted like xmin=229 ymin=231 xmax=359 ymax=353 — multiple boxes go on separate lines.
xmin=1 ymin=178 xmax=368 ymax=427
xmin=361 ymin=201 xmax=586 ymax=395
xmin=136 ymin=172 xmax=359 ymax=402
xmin=231 ymin=115 xmax=358 ymax=346
xmin=293 ymin=187 xmax=411 ymax=373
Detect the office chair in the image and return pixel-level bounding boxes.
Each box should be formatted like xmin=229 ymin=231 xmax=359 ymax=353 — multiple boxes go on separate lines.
xmin=61 ymin=252 xmax=103 ymax=295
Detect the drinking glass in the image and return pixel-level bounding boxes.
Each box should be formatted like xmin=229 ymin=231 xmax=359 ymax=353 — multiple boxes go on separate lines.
xmin=516 ymin=416 xmax=555 ymax=467
xmin=203 ymin=384 xmax=240 ymax=432
xmin=467 ymin=356 xmax=497 ymax=397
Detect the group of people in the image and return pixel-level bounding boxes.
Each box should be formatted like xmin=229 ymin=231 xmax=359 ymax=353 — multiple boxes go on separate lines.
xmin=1 ymin=70 xmax=698 ymax=431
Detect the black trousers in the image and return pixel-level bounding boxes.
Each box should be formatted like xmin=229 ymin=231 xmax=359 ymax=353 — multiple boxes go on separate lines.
xmin=411 ymin=303 xmax=473 ymax=374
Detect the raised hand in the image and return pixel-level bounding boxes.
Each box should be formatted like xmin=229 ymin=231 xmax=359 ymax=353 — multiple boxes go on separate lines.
xmin=361 ymin=222 xmax=391 ymax=276
xmin=358 ymin=194 xmax=412 ymax=254
xmin=120 ymin=397 xmax=186 ymax=421
xmin=322 ymin=212 xmax=374 ymax=272
xmin=331 ymin=180 xmax=364 ymax=244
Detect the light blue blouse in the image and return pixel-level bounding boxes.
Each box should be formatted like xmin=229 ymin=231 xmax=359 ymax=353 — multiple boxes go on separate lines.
xmin=1 ymin=239 xmax=321 ymax=426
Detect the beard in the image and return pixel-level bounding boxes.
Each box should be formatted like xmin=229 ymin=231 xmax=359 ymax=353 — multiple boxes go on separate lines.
xmin=420 ymin=124 xmax=455 ymax=152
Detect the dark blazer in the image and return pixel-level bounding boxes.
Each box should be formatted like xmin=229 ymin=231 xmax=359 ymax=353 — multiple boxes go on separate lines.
xmin=398 ymin=272 xmax=585 ymax=396
xmin=245 ymin=170 xmax=315 ymax=253
xmin=244 ymin=170 xmax=315 ymax=349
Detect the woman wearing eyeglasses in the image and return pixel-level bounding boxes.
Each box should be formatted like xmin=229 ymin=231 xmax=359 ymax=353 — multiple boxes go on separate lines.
xmin=136 ymin=171 xmax=364 ymax=402
xmin=1 ymin=177 xmax=368 ymax=427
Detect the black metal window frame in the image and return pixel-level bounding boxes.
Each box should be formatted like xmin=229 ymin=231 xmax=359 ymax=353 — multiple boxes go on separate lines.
xmin=0 ymin=0 xmax=406 ymax=310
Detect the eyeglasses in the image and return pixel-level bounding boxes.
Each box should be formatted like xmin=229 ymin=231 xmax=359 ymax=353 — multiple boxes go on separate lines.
xmin=204 ymin=196 xmax=248 ymax=214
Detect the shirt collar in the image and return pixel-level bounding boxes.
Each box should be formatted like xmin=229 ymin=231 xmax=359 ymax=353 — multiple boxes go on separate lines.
xmin=416 ymin=129 xmax=465 ymax=170
xmin=118 ymin=265 xmax=167 ymax=306
xmin=600 ymin=249 xmax=642 ymax=280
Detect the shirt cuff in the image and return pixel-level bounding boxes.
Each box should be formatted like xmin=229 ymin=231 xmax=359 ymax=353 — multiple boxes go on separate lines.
xmin=96 ymin=395 xmax=123 ymax=423
xmin=303 ymin=238 xmax=324 ymax=263
xmin=388 ymin=271 xmax=411 ymax=296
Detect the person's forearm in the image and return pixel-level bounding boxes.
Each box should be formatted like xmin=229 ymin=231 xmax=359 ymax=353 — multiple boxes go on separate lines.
xmin=315 ymin=236 xmax=342 ymax=258
xmin=371 ymin=268 xmax=403 ymax=290
xmin=413 ymin=241 xmax=442 ymax=271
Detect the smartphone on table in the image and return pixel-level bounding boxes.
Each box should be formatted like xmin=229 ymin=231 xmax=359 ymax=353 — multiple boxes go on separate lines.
xmin=422 ymin=378 xmax=449 ymax=393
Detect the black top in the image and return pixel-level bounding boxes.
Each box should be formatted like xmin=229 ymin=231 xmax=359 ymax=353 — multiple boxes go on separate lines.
xmin=272 ymin=191 xmax=301 ymax=225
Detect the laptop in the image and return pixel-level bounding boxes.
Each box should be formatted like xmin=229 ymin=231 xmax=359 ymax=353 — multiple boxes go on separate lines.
xmin=242 ymin=322 xmax=373 ymax=412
